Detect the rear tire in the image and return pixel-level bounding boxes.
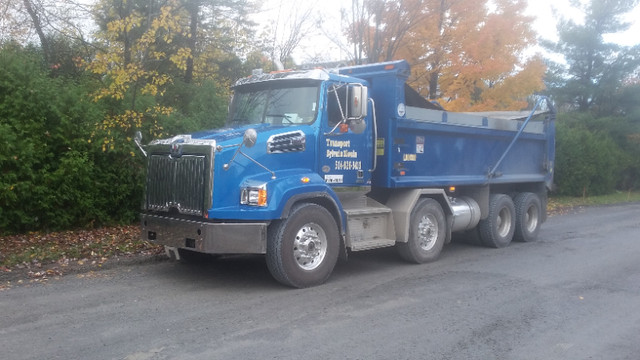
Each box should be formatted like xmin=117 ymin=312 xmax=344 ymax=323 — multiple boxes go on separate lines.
xmin=397 ymin=198 xmax=446 ymax=263
xmin=266 ymin=203 xmax=339 ymax=288
xmin=478 ymin=194 xmax=515 ymax=248
xmin=513 ymin=192 xmax=542 ymax=242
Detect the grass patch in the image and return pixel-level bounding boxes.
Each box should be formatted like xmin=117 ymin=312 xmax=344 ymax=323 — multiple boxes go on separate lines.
xmin=549 ymin=190 xmax=640 ymax=214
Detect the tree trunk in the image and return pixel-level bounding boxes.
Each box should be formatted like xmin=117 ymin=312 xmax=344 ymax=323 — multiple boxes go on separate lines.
xmin=23 ymin=0 xmax=50 ymax=64
xmin=185 ymin=1 xmax=199 ymax=84
xmin=429 ymin=70 xmax=439 ymax=100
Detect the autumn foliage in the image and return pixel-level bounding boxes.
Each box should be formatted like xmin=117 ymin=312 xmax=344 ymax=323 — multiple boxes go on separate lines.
xmin=346 ymin=0 xmax=546 ymax=111
xmin=86 ymin=0 xmax=191 ymax=150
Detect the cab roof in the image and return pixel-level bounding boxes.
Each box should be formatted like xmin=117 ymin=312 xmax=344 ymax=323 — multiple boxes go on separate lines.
xmin=232 ymin=67 xmax=366 ymax=88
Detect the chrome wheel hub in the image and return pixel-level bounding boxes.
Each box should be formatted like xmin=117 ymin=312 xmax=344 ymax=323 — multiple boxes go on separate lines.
xmin=525 ymin=205 xmax=539 ymax=233
xmin=417 ymin=215 xmax=438 ymax=251
xmin=293 ymin=223 xmax=327 ymax=271
xmin=497 ymin=207 xmax=512 ymax=238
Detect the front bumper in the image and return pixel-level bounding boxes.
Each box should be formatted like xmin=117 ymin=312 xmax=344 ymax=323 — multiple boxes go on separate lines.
xmin=141 ymin=213 xmax=268 ymax=254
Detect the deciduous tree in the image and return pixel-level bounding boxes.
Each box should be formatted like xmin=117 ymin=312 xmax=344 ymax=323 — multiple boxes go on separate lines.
xmin=344 ymin=0 xmax=544 ymax=111
xmin=87 ymin=0 xmax=191 ymax=150
xmin=345 ymin=0 xmax=425 ymax=64
xmin=399 ymin=0 xmax=544 ymax=111
xmin=180 ymin=0 xmax=256 ymax=83
xmin=1 ymin=0 xmax=93 ymax=64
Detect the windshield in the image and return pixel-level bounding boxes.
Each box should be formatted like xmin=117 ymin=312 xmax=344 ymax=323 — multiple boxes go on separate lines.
xmin=227 ymin=81 xmax=320 ymax=127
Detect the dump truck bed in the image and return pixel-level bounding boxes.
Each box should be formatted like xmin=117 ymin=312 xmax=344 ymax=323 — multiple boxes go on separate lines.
xmin=374 ymin=105 xmax=554 ymax=189
xmin=337 ymin=60 xmax=555 ymax=190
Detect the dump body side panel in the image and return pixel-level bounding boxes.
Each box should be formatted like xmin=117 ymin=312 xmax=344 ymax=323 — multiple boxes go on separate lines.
xmin=339 ymin=60 xmax=554 ymax=190
xmin=388 ymin=113 xmax=551 ymax=188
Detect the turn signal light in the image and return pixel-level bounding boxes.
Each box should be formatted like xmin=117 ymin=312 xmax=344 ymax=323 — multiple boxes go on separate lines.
xmin=257 ymin=189 xmax=267 ymax=207
xmin=241 ymin=186 xmax=268 ymax=207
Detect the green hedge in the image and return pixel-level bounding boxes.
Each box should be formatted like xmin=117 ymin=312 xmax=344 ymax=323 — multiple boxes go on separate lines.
xmin=0 ymin=44 xmax=230 ymax=235
xmin=553 ymin=112 xmax=638 ymax=196
xmin=0 ymin=45 xmax=143 ymax=234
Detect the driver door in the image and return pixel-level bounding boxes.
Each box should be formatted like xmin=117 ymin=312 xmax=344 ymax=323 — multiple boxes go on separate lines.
xmin=319 ymin=83 xmax=373 ymax=188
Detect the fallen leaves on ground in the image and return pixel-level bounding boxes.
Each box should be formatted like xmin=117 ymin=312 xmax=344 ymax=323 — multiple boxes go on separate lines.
xmin=547 ymin=199 xmax=583 ymax=217
xmin=0 ymin=225 xmax=164 ymax=289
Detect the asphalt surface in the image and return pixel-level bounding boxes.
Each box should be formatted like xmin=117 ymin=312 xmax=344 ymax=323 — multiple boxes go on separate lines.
xmin=1 ymin=202 xmax=639 ymax=360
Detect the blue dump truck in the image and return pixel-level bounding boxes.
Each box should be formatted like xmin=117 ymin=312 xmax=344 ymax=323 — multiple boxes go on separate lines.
xmin=135 ymin=60 xmax=555 ymax=288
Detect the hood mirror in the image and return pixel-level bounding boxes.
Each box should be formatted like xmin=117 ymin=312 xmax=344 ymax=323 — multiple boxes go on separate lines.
xmin=133 ymin=131 xmax=147 ymax=157
xmin=243 ymin=128 xmax=257 ymax=148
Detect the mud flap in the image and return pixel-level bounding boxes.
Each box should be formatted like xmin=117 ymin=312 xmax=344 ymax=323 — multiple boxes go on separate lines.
xmin=164 ymin=246 xmax=181 ymax=261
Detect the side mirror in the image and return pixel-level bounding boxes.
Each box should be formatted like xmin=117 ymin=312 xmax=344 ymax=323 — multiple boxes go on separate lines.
xmin=349 ymin=118 xmax=366 ymax=134
xmin=347 ymin=85 xmax=368 ymax=119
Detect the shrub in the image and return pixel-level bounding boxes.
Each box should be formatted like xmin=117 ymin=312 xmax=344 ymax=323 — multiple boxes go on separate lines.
xmin=0 ymin=45 xmax=143 ymax=234
xmin=0 ymin=44 xmax=230 ymax=235
xmin=554 ymin=115 xmax=627 ymax=196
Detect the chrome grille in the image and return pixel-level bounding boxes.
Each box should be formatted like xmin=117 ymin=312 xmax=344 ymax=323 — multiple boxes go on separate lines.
xmin=146 ymin=154 xmax=208 ymax=216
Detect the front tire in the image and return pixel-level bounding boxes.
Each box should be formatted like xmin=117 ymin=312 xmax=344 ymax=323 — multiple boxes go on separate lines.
xmin=397 ymin=198 xmax=446 ymax=263
xmin=478 ymin=194 xmax=516 ymax=248
xmin=266 ymin=203 xmax=339 ymax=288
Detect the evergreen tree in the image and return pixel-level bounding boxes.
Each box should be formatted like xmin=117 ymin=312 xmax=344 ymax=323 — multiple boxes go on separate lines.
xmin=543 ymin=0 xmax=640 ymax=113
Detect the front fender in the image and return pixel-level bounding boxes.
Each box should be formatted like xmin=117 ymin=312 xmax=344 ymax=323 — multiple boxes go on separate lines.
xmin=272 ymin=173 xmax=347 ymax=247
xmin=207 ymin=170 xmax=345 ymax=226
xmin=271 ymin=172 xmax=343 ymax=218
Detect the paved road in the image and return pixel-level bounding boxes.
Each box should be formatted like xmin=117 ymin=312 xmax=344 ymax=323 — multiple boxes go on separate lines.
xmin=1 ymin=203 xmax=639 ymax=360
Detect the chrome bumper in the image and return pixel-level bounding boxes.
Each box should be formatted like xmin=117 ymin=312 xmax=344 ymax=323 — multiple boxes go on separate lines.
xmin=141 ymin=214 xmax=268 ymax=254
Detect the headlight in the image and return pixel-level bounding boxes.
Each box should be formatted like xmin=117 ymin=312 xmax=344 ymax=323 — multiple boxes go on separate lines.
xmin=240 ymin=185 xmax=267 ymax=207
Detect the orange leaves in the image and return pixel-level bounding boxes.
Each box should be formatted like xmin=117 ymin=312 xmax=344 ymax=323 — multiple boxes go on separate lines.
xmin=393 ymin=0 xmax=544 ymax=111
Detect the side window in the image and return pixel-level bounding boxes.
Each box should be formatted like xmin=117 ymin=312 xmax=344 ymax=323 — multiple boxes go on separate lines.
xmin=327 ymin=84 xmax=347 ymax=127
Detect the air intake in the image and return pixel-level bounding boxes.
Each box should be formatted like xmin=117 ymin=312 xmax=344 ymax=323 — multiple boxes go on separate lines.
xmin=267 ymin=130 xmax=306 ymax=154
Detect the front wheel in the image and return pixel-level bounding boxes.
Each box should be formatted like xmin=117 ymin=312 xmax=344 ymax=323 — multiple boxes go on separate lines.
xmin=266 ymin=203 xmax=339 ymax=288
xmin=397 ymin=198 xmax=446 ymax=263
xmin=478 ymin=194 xmax=516 ymax=248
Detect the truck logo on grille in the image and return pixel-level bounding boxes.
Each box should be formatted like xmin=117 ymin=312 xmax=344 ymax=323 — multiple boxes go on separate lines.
xmin=170 ymin=140 xmax=184 ymax=158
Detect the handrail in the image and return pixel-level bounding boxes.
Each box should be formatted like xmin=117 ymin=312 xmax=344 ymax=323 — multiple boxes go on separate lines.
xmin=369 ymin=97 xmax=378 ymax=173
xmin=488 ymin=96 xmax=552 ymax=179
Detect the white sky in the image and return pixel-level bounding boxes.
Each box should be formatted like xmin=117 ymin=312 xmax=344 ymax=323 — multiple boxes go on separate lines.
xmin=529 ymin=0 xmax=640 ymax=45
xmin=254 ymin=0 xmax=640 ymax=63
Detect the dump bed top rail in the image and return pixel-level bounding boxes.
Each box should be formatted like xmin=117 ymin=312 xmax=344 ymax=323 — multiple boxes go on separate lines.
xmin=405 ymin=107 xmax=549 ymax=135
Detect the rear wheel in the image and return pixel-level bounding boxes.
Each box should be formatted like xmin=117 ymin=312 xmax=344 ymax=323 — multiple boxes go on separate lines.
xmin=397 ymin=198 xmax=446 ymax=263
xmin=266 ymin=203 xmax=339 ymax=288
xmin=513 ymin=192 xmax=542 ymax=242
xmin=478 ymin=194 xmax=515 ymax=248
